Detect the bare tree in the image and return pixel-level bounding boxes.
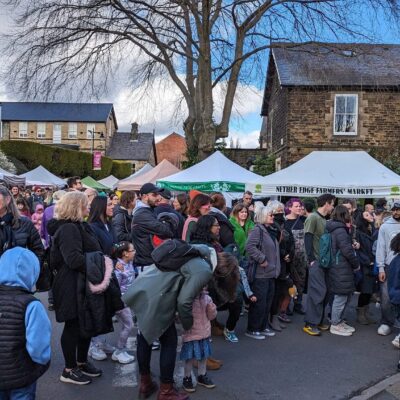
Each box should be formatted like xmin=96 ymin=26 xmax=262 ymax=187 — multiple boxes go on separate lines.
xmin=2 ymin=0 xmax=400 ymax=161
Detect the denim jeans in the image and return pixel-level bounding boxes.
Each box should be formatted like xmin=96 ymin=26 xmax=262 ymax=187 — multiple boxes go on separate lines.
xmin=137 ymin=323 xmax=177 ymax=384
xmin=247 ymin=278 xmax=275 ymax=332
xmin=331 ymin=294 xmax=352 ymax=325
xmin=0 ymin=381 xmax=36 ymax=400
xmin=380 ymin=265 xmax=395 ymax=326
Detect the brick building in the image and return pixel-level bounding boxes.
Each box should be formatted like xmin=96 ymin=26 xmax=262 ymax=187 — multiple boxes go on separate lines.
xmin=155 ymin=132 xmax=187 ymax=168
xmin=259 ymin=43 xmax=400 ymax=168
xmin=0 ymin=102 xmax=117 ymax=154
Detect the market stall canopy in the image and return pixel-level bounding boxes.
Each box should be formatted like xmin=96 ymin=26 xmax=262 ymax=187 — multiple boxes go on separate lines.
xmin=82 ymin=176 xmax=110 ymax=191
xmin=118 ymin=159 xmax=179 ymax=191
xmin=20 ymin=165 xmax=66 ymax=188
xmin=157 ymin=151 xmax=263 ymax=193
xmin=117 ymin=163 xmax=154 ymax=189
xmin=0 ymin=168 xmax=26 ymax=187
xmin=98 ymin=175 xmax=119 ymax=190
xmin=246 ymin=151 xmax=400 ymax=198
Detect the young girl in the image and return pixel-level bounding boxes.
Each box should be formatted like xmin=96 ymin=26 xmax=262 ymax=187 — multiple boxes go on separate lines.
xmin=111 ymin=241 xmax=138 ymax=364
xmin=31 ymin=204 xmax=44 ymax=232
xmin=181 ymin=289 xmax=217 ymax=393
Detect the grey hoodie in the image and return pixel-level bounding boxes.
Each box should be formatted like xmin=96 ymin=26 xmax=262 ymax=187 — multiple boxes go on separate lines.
xmin=376 ymin=217 xmax=400 ymax=272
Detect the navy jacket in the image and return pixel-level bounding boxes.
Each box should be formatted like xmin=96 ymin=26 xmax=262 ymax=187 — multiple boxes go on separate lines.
xmin=389 ymin=254 xmax=400 ymax=305
xmin=89 ymin=221 xmax=116 ymax=257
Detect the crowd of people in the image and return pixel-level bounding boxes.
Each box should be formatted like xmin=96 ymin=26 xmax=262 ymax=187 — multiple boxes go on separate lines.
xmin=2 ymin=176 xmax=400 ymax=399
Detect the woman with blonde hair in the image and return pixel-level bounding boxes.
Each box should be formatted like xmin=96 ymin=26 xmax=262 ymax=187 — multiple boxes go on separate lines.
xmin=48 ymin=192 xmax=123 ymax=385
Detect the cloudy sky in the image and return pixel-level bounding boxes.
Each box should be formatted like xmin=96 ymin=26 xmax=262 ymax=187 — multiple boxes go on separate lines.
xmin=0 ymin=4 xmax=399 ymax=148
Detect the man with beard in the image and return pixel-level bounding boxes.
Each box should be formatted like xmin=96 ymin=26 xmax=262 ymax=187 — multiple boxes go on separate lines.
xmin=376 ymin=202 xmax=400 ymax=338
xmin=131 ymin=183 xmax=174 ymax=272
xmin=303 ymin=194 xmax=336 ymax=336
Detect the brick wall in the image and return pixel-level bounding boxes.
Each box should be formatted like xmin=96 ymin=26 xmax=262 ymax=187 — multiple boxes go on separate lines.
xmin=156 ymin=133 xmax=187 ymax=168
xmin=267 ymin=84 xmax=400 ymax=167
xmin=223 ymin=149 xmax=269 ymax=168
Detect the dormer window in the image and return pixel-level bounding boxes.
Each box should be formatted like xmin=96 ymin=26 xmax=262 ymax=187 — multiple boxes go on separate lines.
xmin=334 ymin=94 xmax=358 ymax=136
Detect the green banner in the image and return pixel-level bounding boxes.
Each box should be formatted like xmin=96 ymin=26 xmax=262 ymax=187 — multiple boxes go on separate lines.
xmin=158 ymin=181 xmax=245 ymax=192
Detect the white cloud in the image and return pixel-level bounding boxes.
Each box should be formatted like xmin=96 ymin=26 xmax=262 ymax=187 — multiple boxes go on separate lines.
xmin=227 ymin=130 xmax=260 ymax=149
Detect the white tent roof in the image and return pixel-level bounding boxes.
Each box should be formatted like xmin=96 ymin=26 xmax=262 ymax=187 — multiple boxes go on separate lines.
xmin=0 ymin=167 xmax=15 ymax=179
xmin=117 ymin=163 xmax=154 ymax=188
xmin=98 ymin=175 xmax=119 ymax=190
xmin=118 ymin=160 xmax=179 ymax=191
xmin=157 ymin=151 xmax=263 ymax=192
xmin=246 ymin=151 xmax=400 ymax=198
xmin=20 ymin=165 xmax=66 ymax=188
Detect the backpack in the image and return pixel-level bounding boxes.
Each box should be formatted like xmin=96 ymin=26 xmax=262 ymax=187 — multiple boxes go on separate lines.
xmin=318 ymin=230 xmax=340 ymax=269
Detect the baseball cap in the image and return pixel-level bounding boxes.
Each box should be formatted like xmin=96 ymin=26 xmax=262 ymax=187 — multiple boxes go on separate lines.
xmin=139 ymin=183 xmax=163 ymax=195
xmin=391 ymin=201 xmax=400 ymax=210
xmin=160 ymin=189 xmax=172 ymax=200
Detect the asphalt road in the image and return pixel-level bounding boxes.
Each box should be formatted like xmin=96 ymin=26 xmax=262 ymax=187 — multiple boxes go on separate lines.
xmin=35 ymin=292 xmax=400 ymax=400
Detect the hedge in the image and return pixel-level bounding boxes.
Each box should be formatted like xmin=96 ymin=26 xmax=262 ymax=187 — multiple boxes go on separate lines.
xmin=111 ymin=160 xmax=132 ymax=179
xmin=0 ymin=140 xmax=113 ymax=179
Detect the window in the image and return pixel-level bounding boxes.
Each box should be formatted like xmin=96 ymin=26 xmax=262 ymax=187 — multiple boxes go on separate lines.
xmin=68 ymin=123 xmax=77 ymax=139
xmin=37 ymin=122 xmax=46 ymax=138
xmin=334 ymin=94 xmax=358 ymax=135
xmin=19 ymin=122 xmax=28 ymax=138
xmin=87 ymin=123 xmax=95 ymax=139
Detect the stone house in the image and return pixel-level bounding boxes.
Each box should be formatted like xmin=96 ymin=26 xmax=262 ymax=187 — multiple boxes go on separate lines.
xmin=106 ymin=123 xmax=157 ymax=171
xmin=259 ymin=43 xmax=400 ymax=168
xmin=155 ymin=132 xmax=187 ymax=168
xmin=0 ymin=102 xmax=117 ymax=153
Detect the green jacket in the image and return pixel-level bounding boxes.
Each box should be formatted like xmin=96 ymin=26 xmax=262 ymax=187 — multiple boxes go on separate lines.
xmin=122 ymin=246 xmax=213 ymax=344
xmin=229 ymin=217 xmax=255 ymax=256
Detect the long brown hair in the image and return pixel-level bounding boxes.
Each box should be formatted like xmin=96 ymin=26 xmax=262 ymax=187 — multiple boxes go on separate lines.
xmin=188 ymin=194 xmax=210 ymax=218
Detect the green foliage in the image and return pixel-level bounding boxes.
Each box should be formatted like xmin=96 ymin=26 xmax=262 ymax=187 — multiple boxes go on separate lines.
xmin=0 ymin=150 xmax=17 ymax=173
xmin=182 ymin=146 xmax=199 ymax=169
xmin=0 ymin=140 xmax=113 ymax=179
xmin=252 ymin=154 xmax=276 ymax=176
xmin=369 ymin=148 xmax=400 ymax=175
xmin=111 ymin=160 xmax=132 ymax=179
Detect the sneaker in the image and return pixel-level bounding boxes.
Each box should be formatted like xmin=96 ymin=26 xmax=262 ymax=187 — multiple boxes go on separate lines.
xmin=303 ymin=325 xmax=321 ymax=336
xmin=197 ymin=374 xmax=216 ymax=389
xmin=152 ymin=340 xmax=160 ymax=350
xmin=330 ymin=323 xmax=352 ymax=337
xmin=245 ymin=331 xmax=266 ymax=340
xmin=261 ymin=328 xmax=276 ymax=337
xmin=182 ymin=376 xmax=196 ymax=393
xmin=342 ymin=322 xmax=355 ymax=333
xmin=223 ymin=328 xmax=239 ymax=343
xmin=78 ymin=361 xmax=102 ymax=377
xmin=60 ymin=368 xmax=91 ymax=385
xmin=317 ymin=323 xmax=330 ymax=331
xmin=88 ymin=345 xmax=107 ymax=361
xmin=102 ymin=342 xmax=116 ymax=354
xmin=112 ymin=349 xmax=135 ymax=364
xmin=377 ymin=324 xmax=392 ymax=336
xmin=278 ymin=313 xmax=291 ymax=323
xmin=392 ymin=333 xmax=400 ymax=349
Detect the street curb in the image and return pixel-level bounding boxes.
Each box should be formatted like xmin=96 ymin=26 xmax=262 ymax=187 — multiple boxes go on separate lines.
xmin=351 ymin=373 xmax=400 ymax=399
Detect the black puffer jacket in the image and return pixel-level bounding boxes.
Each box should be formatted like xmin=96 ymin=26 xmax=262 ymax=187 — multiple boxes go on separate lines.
xmin=327 ymin=220 xmax=360 ymax=295
xmin=209 ymin=209 xmax=235 ymax=248
xmin=112 ymin=206 xmax=133 ymax=243
xmin=48 ymin=219 xmax=102 ymax=322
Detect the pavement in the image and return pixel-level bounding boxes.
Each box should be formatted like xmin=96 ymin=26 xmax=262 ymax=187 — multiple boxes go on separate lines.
xmin=35 ymin=292 xmax=400 ymax=400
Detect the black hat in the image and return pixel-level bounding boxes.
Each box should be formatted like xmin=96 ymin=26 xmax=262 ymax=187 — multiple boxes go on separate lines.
xmin=160 ymin=189 xmax=172 ymax=200
xmin=391 ymin=201 xmax=400 ymax=211
xmin=139 ymin=183 xmax=163 ymax=195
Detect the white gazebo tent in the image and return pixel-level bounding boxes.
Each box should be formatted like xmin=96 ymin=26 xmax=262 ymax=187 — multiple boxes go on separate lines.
xmin=157 ymin=151 xmax=263 ymax=194
xmin=246 ymin=151 xmax=400 ymax=198
xmin=20 ymin=165 xmax=66 ymax=188
xmin=118 ymin=160 xmax=179 ymax=191
xmin=117 ymin=163 xmax=154 ymax=189
xmin=98 ymin=175 xmax=119 ymax=190
xmin=0 ymin=168 xmax=26 ymax=187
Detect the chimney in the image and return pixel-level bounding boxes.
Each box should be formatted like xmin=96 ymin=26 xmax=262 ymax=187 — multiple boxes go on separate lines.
xmin=130 ymin=122 xmax=138 ymax=141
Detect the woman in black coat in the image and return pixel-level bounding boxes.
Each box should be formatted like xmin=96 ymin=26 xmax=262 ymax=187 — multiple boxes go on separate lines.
xmin=327 ymin=205 xmax=360 ymax=336
xmin=88 ymin=196 xmax=117 ymax=257
xmin=48 ymin=191 xmax=104 ymax=385
xmin=355 ymin=211 xmax=377 ymax=324
xmin=209 ymin=193 xmax=235 ymax=248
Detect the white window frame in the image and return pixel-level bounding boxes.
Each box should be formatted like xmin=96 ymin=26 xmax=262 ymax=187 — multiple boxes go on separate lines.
xmin=333 ymin=94 xmax=358 ymax=136
xmin=19 ymin=122 xmax=28 ymax=138
xmin=87 ymin=123 xmax=95 ymax=139
xmin=68 ymin=122 xmax=77 ymax=139
xmin=37 ymin=122 xmax=46 ymax=139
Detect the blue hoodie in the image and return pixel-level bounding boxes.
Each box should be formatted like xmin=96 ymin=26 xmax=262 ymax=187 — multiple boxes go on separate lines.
xmin=0 ymin=247 xmax=51 ymax=365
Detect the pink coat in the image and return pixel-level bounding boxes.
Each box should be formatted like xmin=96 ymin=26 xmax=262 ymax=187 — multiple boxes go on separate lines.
xmin=182 ymin=291 xmax=217 ymax=343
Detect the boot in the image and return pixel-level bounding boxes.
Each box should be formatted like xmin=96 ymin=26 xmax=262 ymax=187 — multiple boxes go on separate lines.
xmin=356 ymin=307 xmax=369 ymax=325
xmin=139 ymin=373 xmax=158 ymax=399
xmin=270 ymin=315 xmax=282 ymax=332
xmin=157 ymin=382 xmax=189 ymax=400
xmin=193 ymin=357 xmax=222 ymax=370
